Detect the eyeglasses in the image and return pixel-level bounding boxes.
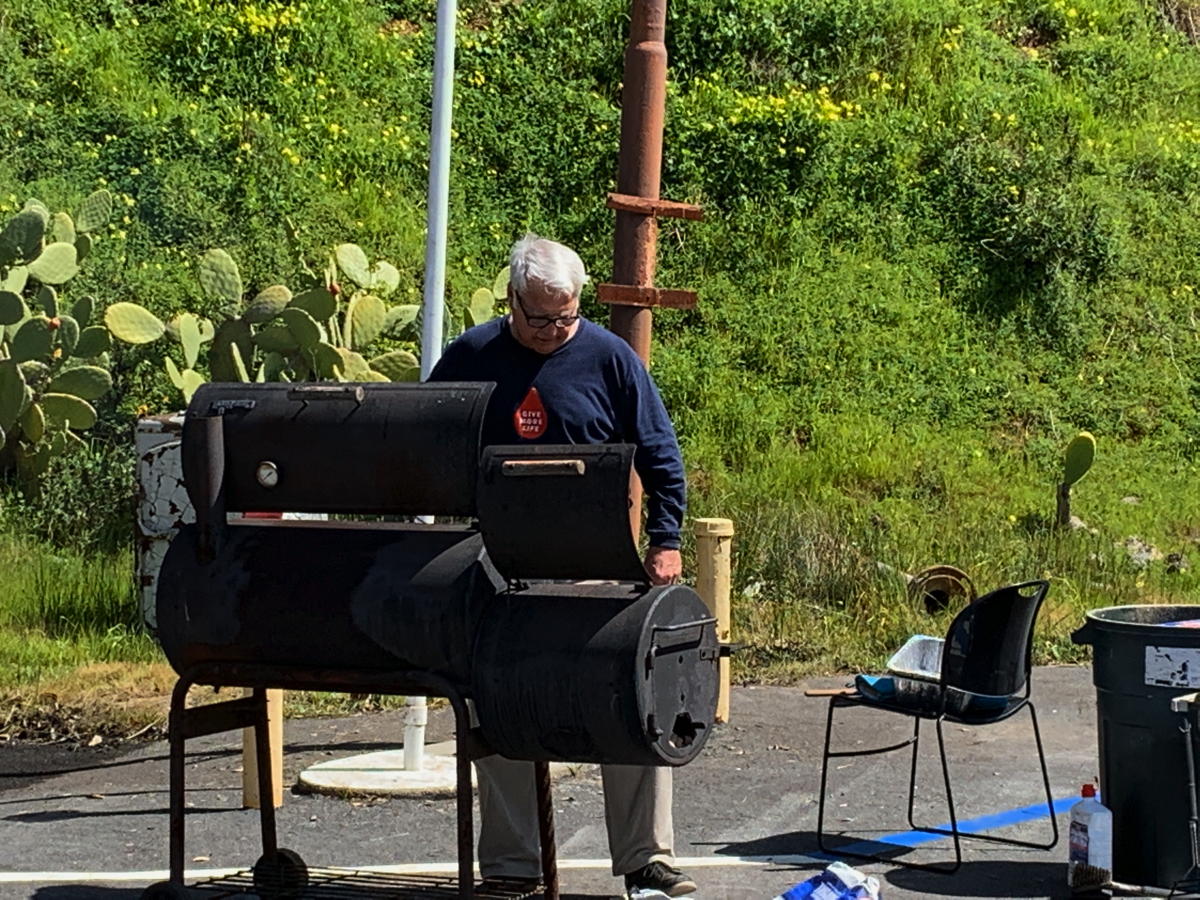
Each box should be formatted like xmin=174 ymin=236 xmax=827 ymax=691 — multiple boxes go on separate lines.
xmin=513 ymin=293 xmax=580 ymax=330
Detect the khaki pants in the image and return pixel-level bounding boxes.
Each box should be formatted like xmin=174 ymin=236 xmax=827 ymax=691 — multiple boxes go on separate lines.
xmin=477 ymin=755 xmax=674 ymax=878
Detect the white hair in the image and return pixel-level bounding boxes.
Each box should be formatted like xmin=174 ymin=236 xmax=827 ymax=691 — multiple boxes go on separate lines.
xmin=508 ymin=233 xmax=589 ymax=300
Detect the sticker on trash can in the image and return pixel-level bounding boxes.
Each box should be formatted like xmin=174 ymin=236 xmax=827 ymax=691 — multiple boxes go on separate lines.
xmin=1145 ymin=647 xmax=1200 ymax=688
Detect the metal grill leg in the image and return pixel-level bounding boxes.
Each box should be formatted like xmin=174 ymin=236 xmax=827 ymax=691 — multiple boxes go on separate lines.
xmin=448 ymin=693 xmax=475 ymax=900
xmin=535 ymin=760 xmax=559 ymax=899
xmin=168 ymin=678 xmax=191 ymax=886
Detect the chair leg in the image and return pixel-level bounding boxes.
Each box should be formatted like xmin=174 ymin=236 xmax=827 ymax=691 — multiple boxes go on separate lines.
xmin=1027 ymin=701 xmax=1060 ymax=850
xmin=933 ymin=717 xmax=963 ymax=874
xmin=817 ymin=701 xmax=956 ymax=873
xmin=815 ymin=697 xmax=838 ymax=855
xmin=906 ymin=717 xmax=922 ymax=831
xmin=909 ymin=702 xmax=1060 ymax=854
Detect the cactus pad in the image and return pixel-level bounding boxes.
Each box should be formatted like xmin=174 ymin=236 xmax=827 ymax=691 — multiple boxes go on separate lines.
xmin=199 ymin=249 xmax=243 ymax=304
xmin=281 ymin=307 xmax=321 ymax=349
xmin=11 ymin=317 xmax=53 ymax=363
xmin=492 ymin=266 xmax=511 ymax=300
xmin=372 ymin=261 xmax=400 ymax=294
xmin=229 ymin=342 xmax=250 ymax=382
xmin=0 ymin=290 xmax=26 ymax=326
xmin=254 ymin=324 xmax=300 ymax=353
xmin=1063 ymin=432 xmax=1096 ymax=487
xmin=335 ymin=243 xmax=372 ymax=288
xmin=0 ymin=362 xmax=26 ymax=431
xmin=290 ymin=287 xmax=337 ymax=322
xmin=336 ymin=348 xmax=371 ymax=381
xmin=180 ymin=368 xmax=205 ymax=402
xmin=41 ymin=393 xmax=97 ymax=430
xmin=71 ymin=295 xmax=94 ymax=326
xmin=1 ymin=209 xmax=47 ymax=260
xmin=57 ymin=314 xmax=79 ymax=357
xmin=369 ymin=350 xmax=420 ymax=382
xmin=106 ymin=302 xmax=165 ymax=344
xmin=51 ymin=212 xmax=76 ymax=245
xmin=75 ymin=190 xmax=113 ymax=234
xmin=47 ymin=365 xmax=112 ymax=401
xmin=164 ymin=355 xmax=183 ymax=389
xmin=347 ymin=293 xmax=386 ymax=349
xmin=178 ymin=313 xmax=202 ymax=368
xmin=27 ymin=242 xmax=80 ymax=285
xmin=468 ymin=287 xmax=497 ymax=326
xmin=20 ymin=400 xmax=45 ymax=443
xmin=312 ymin=342 xmax=343 ymax=379
xmin=243 ymin=285 xmax=292 ymax=324
xmin=37 ymin=285 xmax=58 ymax=317
xmin=75 ymin=233 xmax=93 ymax=263
xmin=17 ymin=361 xmax=50 ymax=384
xmin=210 ymin=320 xmax=253 ymax=382
xmin=1 ymin=266 xmax=29 ymax=295
xmin=74 ymin=326 xmax=112 ymax=358
xmin=384 ymin=304 xmax=420 ymax=339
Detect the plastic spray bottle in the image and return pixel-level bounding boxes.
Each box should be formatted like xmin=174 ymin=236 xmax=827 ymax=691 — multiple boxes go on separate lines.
xmin=1068 ymin=782 xmax=1113 ymax=892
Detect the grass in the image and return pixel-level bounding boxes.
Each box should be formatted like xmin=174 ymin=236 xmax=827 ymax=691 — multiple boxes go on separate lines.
xmin=697 ymin=420 xmax=1200 ymax=683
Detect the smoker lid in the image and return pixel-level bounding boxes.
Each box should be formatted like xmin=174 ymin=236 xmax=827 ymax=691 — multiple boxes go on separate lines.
xmin=182 ymin=381 xmax=494 ymax=517
xmin=476 ymin=443 xmax=649 ymax=584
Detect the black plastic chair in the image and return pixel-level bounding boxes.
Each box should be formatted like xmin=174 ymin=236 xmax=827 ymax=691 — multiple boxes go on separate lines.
xmin=815 ymin=579 xmax=1058 ymax=873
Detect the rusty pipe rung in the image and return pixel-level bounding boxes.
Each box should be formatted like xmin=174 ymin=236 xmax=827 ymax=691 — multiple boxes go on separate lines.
xmin=596 ymin=283 xmax=697 ymax=310
xmin=606 ymin=192 xmax=704 ymax=221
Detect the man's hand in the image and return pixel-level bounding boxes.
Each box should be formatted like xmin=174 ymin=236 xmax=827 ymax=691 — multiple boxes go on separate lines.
xmin=644 ymin=546 xmax=682 ymax=585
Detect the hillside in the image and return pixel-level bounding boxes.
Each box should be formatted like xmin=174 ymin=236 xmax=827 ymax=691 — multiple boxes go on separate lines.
xmin=1 ymin=0 xmax=1199 ymax=685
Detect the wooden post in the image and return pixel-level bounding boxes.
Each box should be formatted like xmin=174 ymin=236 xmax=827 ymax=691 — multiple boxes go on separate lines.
xmin=242 ymin=688 xmax=284 ymax=809
xmin=694 ymin=517 xmax=734 ymax=723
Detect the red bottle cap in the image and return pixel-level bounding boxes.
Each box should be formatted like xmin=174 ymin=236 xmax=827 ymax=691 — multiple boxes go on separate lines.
xmin=1082 ymin=783 xmax=1096 ymax=798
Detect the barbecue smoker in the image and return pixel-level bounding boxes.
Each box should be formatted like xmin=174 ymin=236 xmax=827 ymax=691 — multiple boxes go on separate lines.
xmin=144 ymin=381 xmax=722 ymax=900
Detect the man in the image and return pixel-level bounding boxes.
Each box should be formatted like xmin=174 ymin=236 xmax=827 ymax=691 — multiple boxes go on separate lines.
xmin=428 ymin=234 xmax=695 ymax=897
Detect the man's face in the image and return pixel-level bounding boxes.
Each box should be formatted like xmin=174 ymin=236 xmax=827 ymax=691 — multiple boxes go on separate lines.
xmin=508 ymin=280 xmax=581 ymax=354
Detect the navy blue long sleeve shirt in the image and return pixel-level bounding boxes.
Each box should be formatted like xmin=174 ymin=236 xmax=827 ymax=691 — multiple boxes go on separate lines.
xmin=428 ymin=316 xmax=686 ymax=548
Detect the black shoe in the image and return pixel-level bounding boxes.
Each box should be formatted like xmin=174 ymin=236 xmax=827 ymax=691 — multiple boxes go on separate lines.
xmin=477 ymin=875 xmax=541 ymax=897
xmin=624 ymin=861 xmax=697 ymax=897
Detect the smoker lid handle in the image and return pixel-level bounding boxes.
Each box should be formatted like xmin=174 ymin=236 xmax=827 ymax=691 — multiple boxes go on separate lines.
xmin=652 ymin=616 xmax=718 ymax=634
xmin=500 ymin=459 xmax=586 ymax=476
xmin=286 ymin=384 xmax=365 ymax=404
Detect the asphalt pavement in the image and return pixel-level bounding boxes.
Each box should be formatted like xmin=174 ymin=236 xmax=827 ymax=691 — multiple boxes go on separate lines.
xmin=0 ymin=667 xmax=1103 ymax=899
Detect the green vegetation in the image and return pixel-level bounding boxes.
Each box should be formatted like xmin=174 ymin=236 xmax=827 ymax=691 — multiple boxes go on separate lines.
xmin=0 ymin=192 xmax=117 ymax=484
xmin=1 ymin=0 xmax=1199 ymax=727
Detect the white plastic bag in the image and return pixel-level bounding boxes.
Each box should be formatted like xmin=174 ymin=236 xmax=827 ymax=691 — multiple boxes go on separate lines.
xmin=772 ymin=861 xmax=882 ymax=900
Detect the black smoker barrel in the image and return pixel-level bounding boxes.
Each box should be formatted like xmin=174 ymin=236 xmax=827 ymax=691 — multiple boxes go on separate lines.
xmin=470 ymin=443 xmax=721 ymax=766
xmin=1074 ymin=605 xmax=1200 ymax=887
xmin=473 ymin=583 xmax=718 ymax=766
xmin=158 ymin=382 xmax=721 ymax=768
xmin=157 ymin=524 xmax=500 ymax=682
xmin=156 ymin=382 xmax=498 ymax=684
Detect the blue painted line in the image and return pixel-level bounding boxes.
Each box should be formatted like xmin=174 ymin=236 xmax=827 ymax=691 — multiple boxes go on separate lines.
xmin=826 ymin=794 xmax=1077 ymax=858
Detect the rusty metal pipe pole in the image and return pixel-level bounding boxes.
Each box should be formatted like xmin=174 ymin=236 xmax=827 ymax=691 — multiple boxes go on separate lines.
xmin=611 ymin=0 xmax=669 ymax=541
xmin=610 ymin=0 xmax=667 ymax=365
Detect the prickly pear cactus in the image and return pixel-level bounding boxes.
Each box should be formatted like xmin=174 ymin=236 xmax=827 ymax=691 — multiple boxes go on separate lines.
xmin=0 ymin=191 xmax=116 ymax=487
xmin=1063 ymin=431 xmax=1096 ymax=486
xmin=105 ymin=242 xmax=452 ymax=397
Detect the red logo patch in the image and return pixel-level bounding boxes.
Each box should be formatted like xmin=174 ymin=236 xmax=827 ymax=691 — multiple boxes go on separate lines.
xmin=514 ymin=387 xmax=547 ymax=439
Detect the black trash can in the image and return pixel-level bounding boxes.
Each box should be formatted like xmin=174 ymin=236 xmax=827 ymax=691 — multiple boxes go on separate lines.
xmin=1073 ymin=604 xmax=1200 ymax=887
